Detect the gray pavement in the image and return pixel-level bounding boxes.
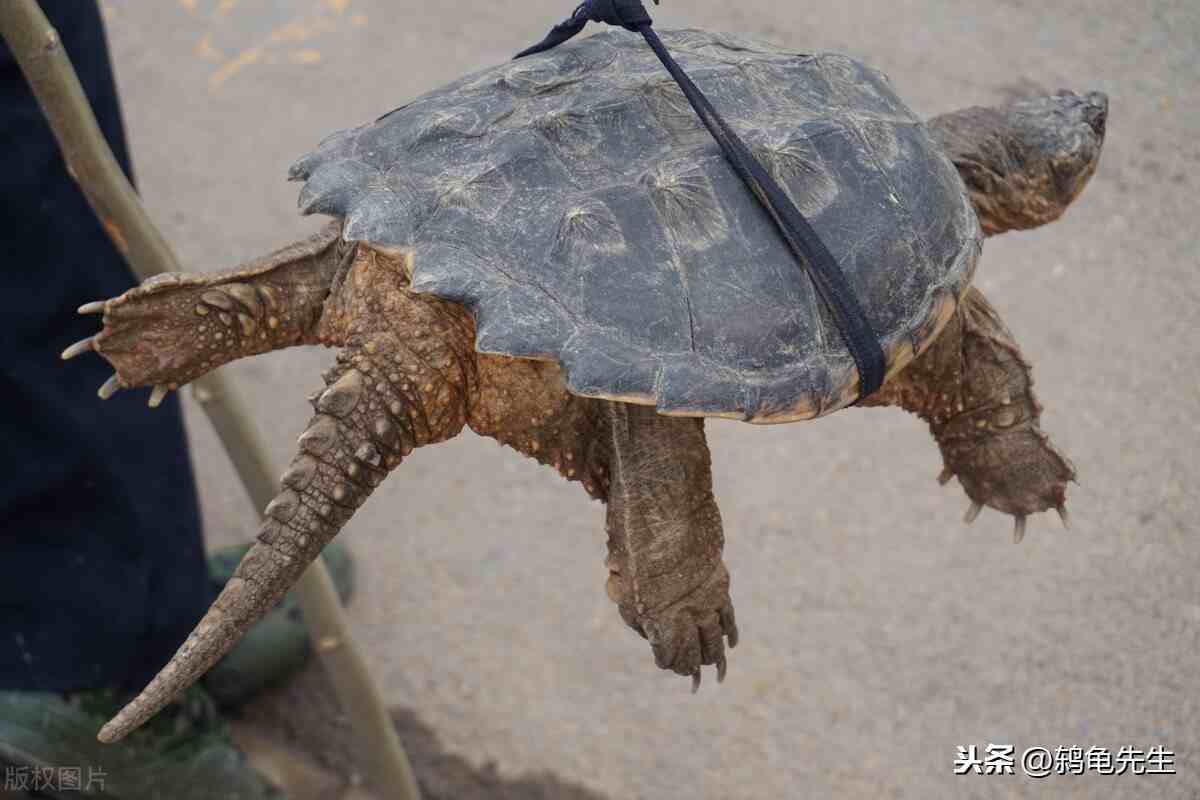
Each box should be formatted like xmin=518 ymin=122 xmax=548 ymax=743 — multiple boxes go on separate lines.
xmin=102 ymin=1 xmax=1198 ymax=797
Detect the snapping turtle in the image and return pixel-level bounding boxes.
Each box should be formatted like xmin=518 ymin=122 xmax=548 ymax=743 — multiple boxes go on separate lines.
xmin=66 ymin=29 xmax=1106 ymax=742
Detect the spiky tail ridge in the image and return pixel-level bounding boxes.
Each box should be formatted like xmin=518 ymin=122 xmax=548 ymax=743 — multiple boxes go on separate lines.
xmin=99 ymin=321 xmax=472 ymax=742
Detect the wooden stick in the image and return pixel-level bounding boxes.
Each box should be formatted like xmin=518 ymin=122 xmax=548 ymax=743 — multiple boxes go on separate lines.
xmin=0 ymin=3 xmax=420 ymax=798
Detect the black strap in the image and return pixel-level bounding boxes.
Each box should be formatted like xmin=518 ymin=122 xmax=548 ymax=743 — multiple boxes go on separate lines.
xmin=516 ymin=0 xmax=886 ymax=399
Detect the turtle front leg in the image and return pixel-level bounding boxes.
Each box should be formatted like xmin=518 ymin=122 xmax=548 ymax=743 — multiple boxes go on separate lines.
xmin=600 ymin=402 xmax=737 ymax=689
xmin=64 ymin=222 xmax=347 ymax=404
xmin=863 ymin=287 xmax=1074 ymax=541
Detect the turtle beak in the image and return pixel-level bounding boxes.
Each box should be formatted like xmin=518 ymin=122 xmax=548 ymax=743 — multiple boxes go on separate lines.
xmin=1083 ymin=91 xmax=1108 ymax=137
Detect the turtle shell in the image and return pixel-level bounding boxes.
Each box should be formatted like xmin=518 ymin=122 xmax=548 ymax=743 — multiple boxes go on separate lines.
xmin=289 ymin=28 xmax=981 ymax=422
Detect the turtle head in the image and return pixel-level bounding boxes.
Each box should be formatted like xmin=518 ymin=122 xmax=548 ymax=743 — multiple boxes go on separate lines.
xmin=931 ymin=90 xmax=1108 ymax=235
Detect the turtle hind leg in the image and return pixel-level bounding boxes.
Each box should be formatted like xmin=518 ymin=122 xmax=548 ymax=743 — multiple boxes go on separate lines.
xmin=67 ymin=222 xmax=347 ymax=405
xmin=600 ymin=402 xmax=737 ymax=690
xmin=468 ymin=364 xmax=737 ymax=687
xmin=98 ymin=296 xmax=475 ymax=742
xmin=863 ymin=287 xmax=1075 ymax=542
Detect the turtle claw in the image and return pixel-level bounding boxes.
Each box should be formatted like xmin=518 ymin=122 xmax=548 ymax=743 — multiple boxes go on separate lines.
xmin=61 ymin=337 xmax=95 ymax=360
xmin=77 ymin=300 xmax=106 ymax=315
xmin=719 ymin=603 xmax=738 ymax=649
xmin=1056 ymin=505 xmax=1071 ymax=529
xmin=148 ymin=385 xmax=169 ymax=408
xmin=97 ymin=374 xmax=121 ymax=400
xmin=963 ymin=500 xmax=984 ymax=524
xmin=937 ymin=466 xmax=954 ymax=485
xmin=1013 ymin=514 xmax=1027 ymax=544
xmin=641 ymin=597 xmax=736 ymax=692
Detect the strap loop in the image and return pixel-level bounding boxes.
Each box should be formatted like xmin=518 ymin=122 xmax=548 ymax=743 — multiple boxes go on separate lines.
xmin=586 ymin=0 xmax=653 ymax=31
xmin=515 ymin=0 xmax=655 ymax=57
xmin=516 ymin=1 xmax=887 ymax=399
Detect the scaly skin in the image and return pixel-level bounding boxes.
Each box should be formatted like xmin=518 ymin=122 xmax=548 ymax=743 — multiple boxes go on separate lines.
xmin=601 ymin=403 xmax=736 ymax=690
xmin=926 ymin=91 xmax=1107 ymax=235
xmin=64 ymin=92 xmax=1105 ymax=742
xmin=468 ymin=358 xmax=737 ymax=685
xmin=860 ymin=288 xmax=1075 ymax=542
xmin=96 ymin=239 xmax=479 ymax=743
xmin=77 ymin=223 xmax=348 ymax=401
xmin=86 ymin=238 xmax=739 ymax=741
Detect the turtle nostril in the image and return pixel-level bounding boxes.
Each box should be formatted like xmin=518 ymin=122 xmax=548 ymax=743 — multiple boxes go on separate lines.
xmin=1084 ymin=92 xmax=1108 ymax=136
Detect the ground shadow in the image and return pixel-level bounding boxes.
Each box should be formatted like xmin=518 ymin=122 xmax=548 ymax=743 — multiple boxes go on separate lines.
xmin=239 ymin=657 xmax=609 ymax=800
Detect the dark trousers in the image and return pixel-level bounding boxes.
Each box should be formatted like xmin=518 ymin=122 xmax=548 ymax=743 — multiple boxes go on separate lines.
xmin=0 ymin=0 xmax=210 ymax=691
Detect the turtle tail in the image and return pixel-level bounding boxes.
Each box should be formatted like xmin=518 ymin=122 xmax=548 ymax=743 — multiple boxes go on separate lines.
xmin=98 ymin=326 xmax=473 ymax=743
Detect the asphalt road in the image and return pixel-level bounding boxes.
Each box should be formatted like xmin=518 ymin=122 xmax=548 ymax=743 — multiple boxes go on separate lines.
xmin=101 ymin=1 xmax=1198 ymax=797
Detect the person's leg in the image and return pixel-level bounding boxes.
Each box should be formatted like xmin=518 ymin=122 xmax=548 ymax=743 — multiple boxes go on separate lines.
xmin=0 ymin=4 xmax=307 ymax=797
xmin=0 ymin=0 xmax=210 ymax=695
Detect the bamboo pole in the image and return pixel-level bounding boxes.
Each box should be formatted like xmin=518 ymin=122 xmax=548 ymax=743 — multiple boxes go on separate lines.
xmin=0 ymin=3 xmax=420 ymax=798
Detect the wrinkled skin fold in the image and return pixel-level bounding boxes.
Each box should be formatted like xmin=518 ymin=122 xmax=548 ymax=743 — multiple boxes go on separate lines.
xmin=65 ymin=91 xmax=1105 ymax=742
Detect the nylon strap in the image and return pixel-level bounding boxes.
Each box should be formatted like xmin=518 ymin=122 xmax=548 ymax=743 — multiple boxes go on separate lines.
xmin=516 ymin=0 xmax=886 ymax=399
